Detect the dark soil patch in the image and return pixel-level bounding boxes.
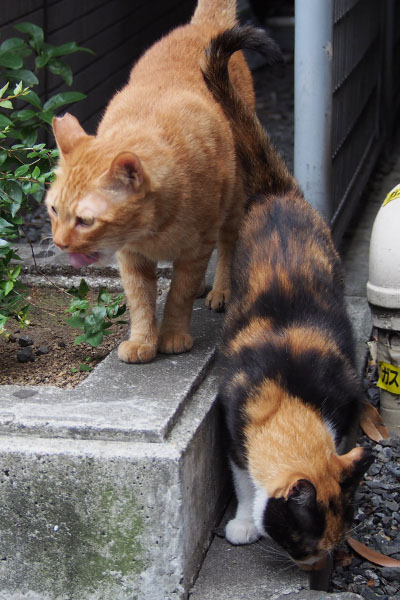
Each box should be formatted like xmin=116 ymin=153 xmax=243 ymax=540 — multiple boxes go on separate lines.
xmin=0 ymin=286 xmax=128 ymax=388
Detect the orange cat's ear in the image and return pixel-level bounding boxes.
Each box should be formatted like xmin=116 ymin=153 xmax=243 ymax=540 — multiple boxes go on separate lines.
xmin=108 ymin=152 xmax=144 ymax=191
xmin=52 ymin=113 xmax=88 ymax=158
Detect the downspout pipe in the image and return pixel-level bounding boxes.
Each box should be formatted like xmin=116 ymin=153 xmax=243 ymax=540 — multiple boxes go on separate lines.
xmin=294 ymin=0 xmax=333 ymax=223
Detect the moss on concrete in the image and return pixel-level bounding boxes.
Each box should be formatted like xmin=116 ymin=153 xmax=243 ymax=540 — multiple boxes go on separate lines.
xmin=0 ymin=458 xmax=146 ymax=599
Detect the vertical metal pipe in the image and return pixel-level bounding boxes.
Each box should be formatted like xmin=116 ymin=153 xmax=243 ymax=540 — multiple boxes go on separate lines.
xmin=294 ymin=0 xmax=333 ymax=223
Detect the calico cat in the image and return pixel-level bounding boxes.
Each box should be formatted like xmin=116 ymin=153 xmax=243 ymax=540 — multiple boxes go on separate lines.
xmin=45 ymin=0 xmax=254 ymax=364
xmin=201 ymin=26 xmax=373 ymax=569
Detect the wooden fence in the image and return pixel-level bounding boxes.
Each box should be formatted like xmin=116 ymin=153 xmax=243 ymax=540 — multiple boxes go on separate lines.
xmin=1 ymin=0 xmax=197 ymax=133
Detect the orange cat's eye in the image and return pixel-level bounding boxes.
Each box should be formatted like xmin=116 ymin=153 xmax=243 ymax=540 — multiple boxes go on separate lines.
xmin=51 ymin=206 xmax=57 ymax=215
xmin=76 ymin=216 xmax=95 ymax=227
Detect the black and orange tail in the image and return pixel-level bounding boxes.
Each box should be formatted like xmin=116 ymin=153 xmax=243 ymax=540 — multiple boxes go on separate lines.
xmin=201 ymin=25 xmax=295 ymax=198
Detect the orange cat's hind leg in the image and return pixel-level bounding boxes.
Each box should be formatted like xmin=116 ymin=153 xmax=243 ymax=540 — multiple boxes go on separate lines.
xmin=206 ymin=206 xmax=242 ymax=312
xmin=117 ymin=250 xmax=158 ymax=364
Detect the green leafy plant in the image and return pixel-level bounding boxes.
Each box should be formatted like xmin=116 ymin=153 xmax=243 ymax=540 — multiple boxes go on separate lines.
xmin=66 ymin=279 xmax=127 ymax=348
xmin=0 ymin=22 xmax=93 ymax=332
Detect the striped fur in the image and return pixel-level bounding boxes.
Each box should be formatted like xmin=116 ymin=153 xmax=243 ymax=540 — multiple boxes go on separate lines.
xmin=202 ymin=26 xmax=373 ymax=569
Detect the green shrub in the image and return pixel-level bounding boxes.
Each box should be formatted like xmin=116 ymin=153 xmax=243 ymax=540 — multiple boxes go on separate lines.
xmin=66 ymin=279 xmax=127 ymax=348
xmin=0 ymin=22 xmax=92 ymax=332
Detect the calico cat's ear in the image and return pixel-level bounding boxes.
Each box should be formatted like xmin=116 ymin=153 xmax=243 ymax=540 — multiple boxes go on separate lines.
xmin=286 ymin=479 xmax=324 ymax=536
xmin=286 ymin=479 xmax=316 ymax=507
xmin=339 ymin=446 xmax=373 ymax=489
xmin=108 ymin=152 xmax=144 ymax=191
xmin=52 ymin=113 xmax=88 ymax=158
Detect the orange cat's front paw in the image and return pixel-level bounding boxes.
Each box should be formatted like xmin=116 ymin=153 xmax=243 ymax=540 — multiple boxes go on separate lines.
xmin=118 ymin=340 xmax=157 ymax=363
xmin=158 ymin=332 xmax=193 ymax=354
xmin=205 ymin=288 xmax=230 ymax=312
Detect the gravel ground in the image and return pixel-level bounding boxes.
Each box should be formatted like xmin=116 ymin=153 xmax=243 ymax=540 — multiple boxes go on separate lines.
xmin=330 ymin=361 xmax=400 ymax=599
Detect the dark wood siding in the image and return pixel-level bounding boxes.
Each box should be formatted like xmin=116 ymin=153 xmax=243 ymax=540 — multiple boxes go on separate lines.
xmin=1 ymin=0 xmax=197 ymax=134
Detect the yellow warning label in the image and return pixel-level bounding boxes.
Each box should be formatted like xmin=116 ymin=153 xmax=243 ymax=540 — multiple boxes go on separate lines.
xmin=383 ymin=184 xmax=400 ymax=206
xmin=377 ymin=360 xmax=400 ymax=394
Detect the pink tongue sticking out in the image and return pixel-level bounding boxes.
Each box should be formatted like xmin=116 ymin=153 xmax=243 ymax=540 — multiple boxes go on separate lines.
xmin=68 ymin=252 xmax=100 ymax=268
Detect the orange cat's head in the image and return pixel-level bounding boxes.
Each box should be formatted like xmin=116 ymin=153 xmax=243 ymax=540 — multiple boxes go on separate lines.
xmin=46 ymin=113 xmax=155 ymax=267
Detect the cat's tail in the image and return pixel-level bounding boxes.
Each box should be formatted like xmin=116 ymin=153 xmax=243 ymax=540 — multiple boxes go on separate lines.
xmin=191 ymin=0 xmax=237 ymax=29
xmin=201 ymin=25 xmax=296 ymax=197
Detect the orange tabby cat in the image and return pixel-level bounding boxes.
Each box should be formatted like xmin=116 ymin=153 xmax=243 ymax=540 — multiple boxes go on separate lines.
xmin=46 ymin=0 xmax=254 ymax=363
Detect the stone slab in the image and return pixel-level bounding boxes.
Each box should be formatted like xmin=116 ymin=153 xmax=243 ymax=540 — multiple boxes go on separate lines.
xmin=0 ymin=296 xmax=224 ymax=443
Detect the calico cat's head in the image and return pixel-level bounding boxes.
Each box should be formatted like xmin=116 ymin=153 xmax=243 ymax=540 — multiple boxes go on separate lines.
xmin=253 ymin=446 xmax=373 ymax=570
xmin=46 ymin=113 xmax=155 ymax=267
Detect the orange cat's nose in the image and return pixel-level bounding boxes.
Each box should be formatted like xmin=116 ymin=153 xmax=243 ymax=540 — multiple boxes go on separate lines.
xmin=53 ymin=231 xmax=70 ymax=251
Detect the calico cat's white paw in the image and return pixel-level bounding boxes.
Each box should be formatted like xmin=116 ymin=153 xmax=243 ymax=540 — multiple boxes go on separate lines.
xmin=225 ymin=517 xmax=259 ymax=545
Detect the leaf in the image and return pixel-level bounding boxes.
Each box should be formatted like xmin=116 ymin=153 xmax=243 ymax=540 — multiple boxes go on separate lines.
xmin=2 ymin=280 xmax=14 ymax=296
xmin=20 ymin=127 xmax=38 ymax=146
xmin=32 ymin=166 xmax=40 ymax=179
xmin=23 ymin=90 xmax=42 ymax=109
xmin=0 ymin=113 xmax=12 ymax=128
xmin=0 ymin=149 xmax=8 ymax=165
xmin=38 ymin=110 xmax=53 ymax=125
xmin=77 ymin=278 xmax=89 ymax=299
xmin=11 ymin=109 xmax=37 ymax=121
xmin=0 ymin=37 xmax=30 ymax=56
xmin=85 ymin=331 xmax=104 ymax=347
xmin=14 ymin=164 xmax=30 ymax=177
xmin=35 ymin=52 xmax=51 ymax=69
xmin=0 ymin=82 xmax=9 ymax=98
xmin=4 ymin=181 xmax=22 ymax=204
xmin=0 ymin=100 xmax=13 ymax=110
xmin=48 ymin=41 xmax=95 ymax=57
xmin=79 ymin=364 xmax=92 ymax=372
xmin=0 ymin=51 xmax=23 ymax=69
xmin=6 ymin=69 xmax=38 ymax=87
xmin=13 ymin=81 xmax=23 ymax=95
xmin=360 ymin=402 xmax=390 ymax=442
xmin=73 ymin=334 xmax=88 ymax=345
xmin=66 ymin=315 xmax=86 ymax=328
xmin=48 ymin=59 xmax=73 ymax=86
xmin=347 ymin=537 xmax=400 ymax=568
xmin=43 ymin=91 xmax=86 ymax=112
xmin=14 ymin=22 xmax=44 ymax=52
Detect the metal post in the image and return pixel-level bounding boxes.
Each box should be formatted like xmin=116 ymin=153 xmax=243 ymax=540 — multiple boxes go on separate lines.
xmin=294 ymin=0 xmax=333 ymax=223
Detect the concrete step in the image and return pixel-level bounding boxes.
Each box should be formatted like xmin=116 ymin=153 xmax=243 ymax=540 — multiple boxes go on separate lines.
xmin=0 ymin=253 xmax=230 ymax=600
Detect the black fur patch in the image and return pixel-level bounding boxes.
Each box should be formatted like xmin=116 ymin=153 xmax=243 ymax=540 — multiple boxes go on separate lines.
xmin=264 ymin=497 xmax=326 ymax=561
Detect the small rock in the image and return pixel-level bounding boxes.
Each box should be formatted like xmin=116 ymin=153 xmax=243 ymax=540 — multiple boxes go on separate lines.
xmin=385 ymin=585 xmax=398 ymax=596
xmin=385 ymin=464 xmax=400 ymax=478
xmin=360 ymin=585 xmax=382 ymax=600
xmin=58 ymin=341 xmax=66 ymax=348
xmin=36 ymin=345 xmax=49 ymax=356
xmin=18 ymin=335 xmax=34 ymax=347
xmin=385 ymin=500 xmax=399 ymax=512
xmin=380 ymin=566 xmax=400 ymax=582
xmin=369 ymin=463 xmax=382 ymax=476
xmin=17 ymin=347 xmax=35 ymax=363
